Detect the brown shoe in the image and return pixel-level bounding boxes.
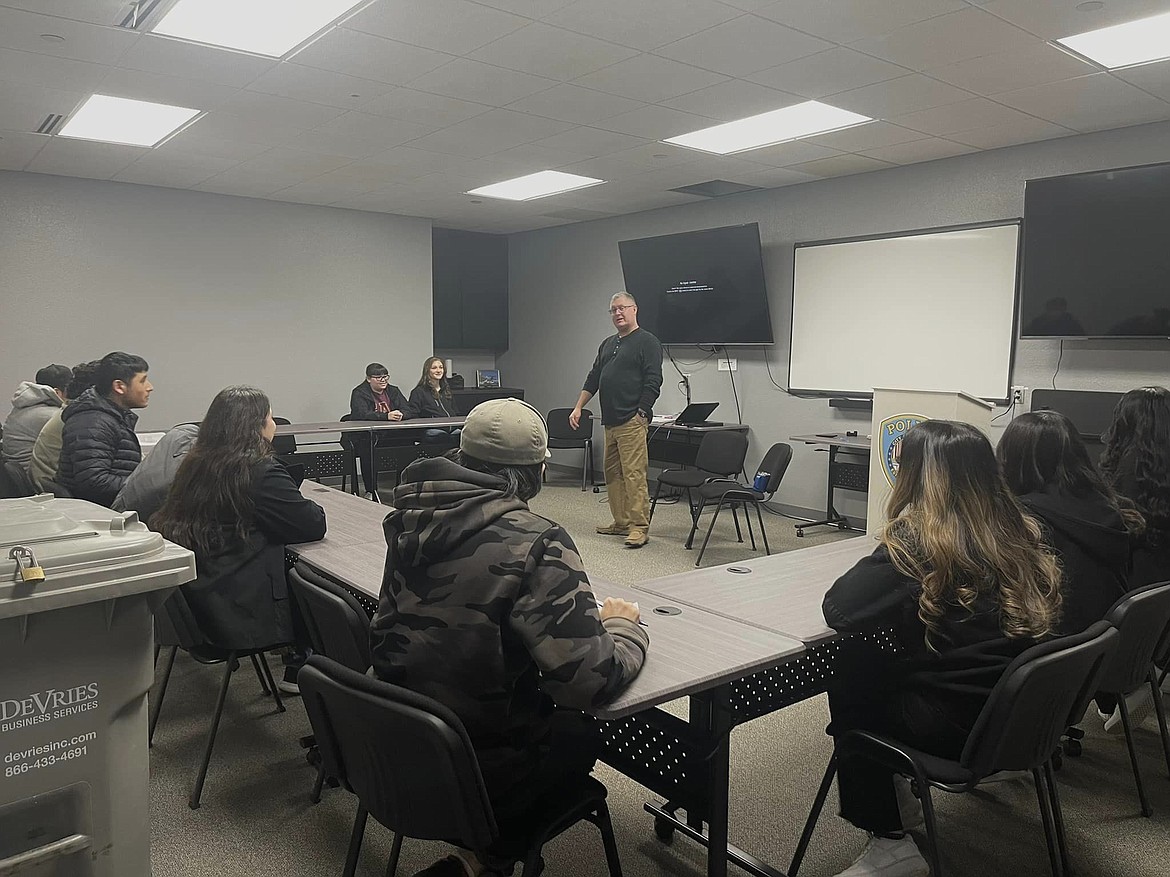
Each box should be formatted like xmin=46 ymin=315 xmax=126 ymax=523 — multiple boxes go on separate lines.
xmin=624 ymin=529 xmax=648 ymax=548
xmin=596 ymin=523 xmax=629 ymax=536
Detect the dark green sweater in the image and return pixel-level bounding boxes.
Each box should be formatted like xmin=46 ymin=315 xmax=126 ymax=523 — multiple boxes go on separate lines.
xmin=582 ymin=328 xmax=663 ymax=426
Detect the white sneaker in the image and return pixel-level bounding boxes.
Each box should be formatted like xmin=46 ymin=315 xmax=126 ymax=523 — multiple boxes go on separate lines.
xmin=892 ymin=775 xmax=924 ymax=831
xmin=835 ymin=834 xmax=929 ymax=877
xmin=362 ymin=491 xmax=376 ymax=501
xmin=1103 ymin=686 xmax=1154 ymax=734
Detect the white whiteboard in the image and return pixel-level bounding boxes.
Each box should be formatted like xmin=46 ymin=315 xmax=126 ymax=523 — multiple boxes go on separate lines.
xmin=789 ymin=223 xmax=1019 ymax=401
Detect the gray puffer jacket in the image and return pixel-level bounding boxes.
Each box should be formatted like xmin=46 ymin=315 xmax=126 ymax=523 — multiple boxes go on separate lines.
xmin=2 ymin=382 xmax=64 ymax=470
xmin=113 ymin=424 xmax=200 ymax=525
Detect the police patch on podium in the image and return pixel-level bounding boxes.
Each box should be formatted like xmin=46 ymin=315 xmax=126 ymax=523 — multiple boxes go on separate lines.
xmin=879 ymin=414 xmax=927 ymax=487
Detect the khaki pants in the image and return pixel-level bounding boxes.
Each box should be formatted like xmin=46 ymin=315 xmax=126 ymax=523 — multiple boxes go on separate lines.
xmin=604 ymin=415 xmax=650 ymax=533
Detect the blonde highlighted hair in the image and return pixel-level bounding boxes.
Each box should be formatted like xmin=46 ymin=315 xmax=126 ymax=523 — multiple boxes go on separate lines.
xmin=881 ymin=420 xmax=1062 ymax=649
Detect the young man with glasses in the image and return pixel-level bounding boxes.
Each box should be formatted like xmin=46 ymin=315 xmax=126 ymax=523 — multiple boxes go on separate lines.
xmin=349 ymin=363 xmax=411 ymax=499
xmin=569 ymin=292 xmax=663 ymax=548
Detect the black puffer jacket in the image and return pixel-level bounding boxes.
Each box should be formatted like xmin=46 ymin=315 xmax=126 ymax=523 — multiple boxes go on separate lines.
xmin=59 ymin=388 xmax=141 ymax=506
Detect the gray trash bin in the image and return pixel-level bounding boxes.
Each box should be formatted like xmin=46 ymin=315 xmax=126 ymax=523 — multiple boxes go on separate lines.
xmin=1 ymin=495 xmax=196 ymax=877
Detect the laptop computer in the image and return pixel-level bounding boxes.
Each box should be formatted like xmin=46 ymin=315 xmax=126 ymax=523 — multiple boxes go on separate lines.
xmin=673 ymin=402 xmax=720 ymax=426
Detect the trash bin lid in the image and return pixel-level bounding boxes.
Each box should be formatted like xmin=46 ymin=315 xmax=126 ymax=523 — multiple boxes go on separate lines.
xmin=0 ymin=495 xmax=196 ymax=619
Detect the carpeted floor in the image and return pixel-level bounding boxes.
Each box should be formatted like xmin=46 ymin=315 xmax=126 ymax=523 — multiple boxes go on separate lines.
xmin=149 ymin=477 xmax=1170 ymax=876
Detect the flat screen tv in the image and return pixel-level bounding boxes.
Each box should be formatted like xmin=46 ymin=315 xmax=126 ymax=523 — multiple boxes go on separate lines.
xmin=618 ymin=223 xmax=773 ymax=345
xmin=1021 ymin=161 xmax=1170 ymax=338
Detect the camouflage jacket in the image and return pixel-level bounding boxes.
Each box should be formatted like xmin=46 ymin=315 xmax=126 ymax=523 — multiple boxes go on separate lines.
xmin=369 ymin=456 xmax=649 ymax=792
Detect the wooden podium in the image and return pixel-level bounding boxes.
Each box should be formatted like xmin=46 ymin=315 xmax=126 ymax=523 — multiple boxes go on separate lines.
xmin=866 ymin=388 xmax=994 ymax=535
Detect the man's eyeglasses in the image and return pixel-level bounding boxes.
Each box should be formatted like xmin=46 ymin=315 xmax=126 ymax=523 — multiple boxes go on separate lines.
xmin=368 ymin=374 xmax=390 ymax=381
xmin=608 ymin=304 xmax=634 ymax=315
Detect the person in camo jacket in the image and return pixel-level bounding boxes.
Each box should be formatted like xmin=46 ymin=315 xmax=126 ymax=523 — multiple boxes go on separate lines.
xmin=369 ymin=398 xmax=649 ymax=877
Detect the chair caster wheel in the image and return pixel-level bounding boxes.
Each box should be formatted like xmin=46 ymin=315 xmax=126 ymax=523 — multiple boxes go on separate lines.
xmin=837 ymin=521 xmax=849 ymax=530
xmin=1063 ymin=738 xmax=1082 ymax=758
xmin=654 ymin=816 xmax=676 ymax=844
xmin=795 ymin=530 xmax=805 ymax=538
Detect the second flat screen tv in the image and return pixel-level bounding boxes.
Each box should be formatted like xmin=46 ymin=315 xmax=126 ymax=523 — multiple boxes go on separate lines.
xmin=618 ymin=223 xmax=773 ymax=345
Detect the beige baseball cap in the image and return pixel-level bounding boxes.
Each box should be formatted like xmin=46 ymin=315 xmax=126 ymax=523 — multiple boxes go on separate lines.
xmin=460 ymin=398 xmax=550 ymax=465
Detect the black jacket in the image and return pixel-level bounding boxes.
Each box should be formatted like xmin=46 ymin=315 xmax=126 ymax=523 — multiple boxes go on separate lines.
xmin=59 ymin=388 xmax=141 ymax=507
xmin=823 ymin=545 xmax=1036 ymax=734
xmin=407 ymin=384 xmax=455 ymax=419
xmin=1019 ymin=487 xmax=1132 ymax=633
xmin=181 ymin=457 xmax=326 ymax=650
xmin=349 ymin=382 xmax=411 ymax=421
xmin=1109 ymin=450 xmax=1170 ymax=588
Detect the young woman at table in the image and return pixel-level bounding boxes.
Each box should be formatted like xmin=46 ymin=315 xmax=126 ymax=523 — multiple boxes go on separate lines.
xmin=821 ymin=420 xmax=1062 ymax=877
xmin=407 ymin=356 xmax=461 ymax=444
xmin=153 ymin=386 xmax=326 ymax=673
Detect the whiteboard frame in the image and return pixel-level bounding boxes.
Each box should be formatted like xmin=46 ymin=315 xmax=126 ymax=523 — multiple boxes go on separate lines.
xmin=787 ymin=219 xmax=1022 ymax=403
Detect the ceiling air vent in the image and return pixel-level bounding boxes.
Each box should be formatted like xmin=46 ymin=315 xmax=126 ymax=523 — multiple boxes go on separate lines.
xmin=669 ymin=180 xmax=762 ymax=198
xmin=36 ymin=114 xmax=64 ymax=135
xmin=541 ymin=208 xmax=613 ymax=221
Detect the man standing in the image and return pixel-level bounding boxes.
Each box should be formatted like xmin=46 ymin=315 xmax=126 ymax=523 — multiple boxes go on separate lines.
xmin=59 ymin=351 xmax=152 ymax=506
xmin=570 ymin=292 xmax=663 ymax=548
xmin=2 ymin=364 xmax=72 ymax=472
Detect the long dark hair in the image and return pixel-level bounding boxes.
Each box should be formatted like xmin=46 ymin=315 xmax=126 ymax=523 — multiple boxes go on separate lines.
xmin=1099 ymin=386 xmax=1170 ymax=538
xmin=153 ymin=386 xmax=273 ymax=554
xmin=416 ymin=356 xmax=452 ymax=401
xmin=451 ymin=449 xmax=542 ymax=502
xmin=883 ymin=420 xmax=1062 ymax=648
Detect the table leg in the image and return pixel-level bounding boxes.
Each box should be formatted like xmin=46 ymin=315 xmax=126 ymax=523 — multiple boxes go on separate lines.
xmin=368 ymin=425 xmax=377 ymax=502
xmin=794 ymin=445 xmax=849 ymax=537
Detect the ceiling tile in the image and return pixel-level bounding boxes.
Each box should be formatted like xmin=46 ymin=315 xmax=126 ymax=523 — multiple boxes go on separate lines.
xmin=807 ymin=121 xmax=927 ymax=151
xmin=974 ymin=0 xmax=1170 ymax=40
xmin=195 ymin=171 xmax=288 ymax=199
xmin=469 ymin=23 xmax=638 ymax=81
xmin=0 ymin=6 xmax=137 ymax=65
xmin=947 ymin=118 xmax=1078 ymax=150
xmin=927 ymin=42 xmax=1097 ymax=97
xmin=358 ymin=145 xmax=470 ymax=177
xmin=505 ymin=83 xmax=644 ymax=124
xmin=0 ymin=129 xmax=48 ymax=170
xmin=0 ymin=1 xmax=129 ymax=27
xmin=787 ymin=153 xmax=895 ymax=178
xmin=661 ymin=79 xmax=802 ymax=121
xmin=830 ymin=73 xmax=973 ymax=118
xmin=0 ymin=81 xmax=84 ymax=133
xmin=892 ymin=98 xmax=1038 ymax=137
xmin=1116 ymin=62 xmax=1170 ymax=104
xmin=734 ymin=165 xmax=819 ymax=188
xmin=217 ymin=92 xmax=346 ymax=130
xmin=469 ymin=144 xmax=581 ymax=176
xmin=267 ymin=166 xmax=400 ymax=204
xmin=113 ymin=151 xmax=239 ymax=188
xmin=859 ymin=137 xmax=976 ymax=164
xmin=190 ymin=111 xmax=324 ymax=148
xmin=407 ymin=58 xmax=558 ymax=105
xmin=231 ymin=146 xmax=353 ymax=178
xmin=292 ymin=28 xmax=453 ymax=86
xmin=0 ymin=47 xmax=108 ymax=93
xmin=529 ymin=126 xmax=648 ymax=160
xmin=753 ymin=0 xmax=966 ymax=44
xmin=738 ymin=139 xmax=842 ymax=167
xmin=470 ymin=0 xmax=577 ymax=15
xmin=360 ymin=87 xmax=491 ymax=127
xmin=153 ymin=132 xmax=271 ymax=163
xmin=95 ymin=66 xmax=240 ymax=111
xmin=748 ymin=48 xmax=909 ymax=99
xmin=850 ymin=7 xmax=1036 ymax=72
xmin=406 ymin=108 xmax=575 ymax=158
xmin=573 ymin=55 xmax=727 ymax=103
xmin=996 ymin=73 xmax=1170 ymax=133
xmin=24 ymin=136 xmax=147 ymax=179
xmin=544 ymin=0 xmax=740 ymax=51
xmin=592 ymin=104 xmax=716 ymax=139
xmin=346 ymin=0 xmax=529 ymax=55
xmin=116 ymin=34 xmax=275 ymax=89
xmin=246 ymin=64 xmax=394 ymax=108
xmin=654 ymin=15 xmax=831 ymax=77
xmin=284 ymin=112 xmax=436 ymax=158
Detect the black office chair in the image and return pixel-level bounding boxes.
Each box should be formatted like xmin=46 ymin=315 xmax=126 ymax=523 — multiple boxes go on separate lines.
xmin=299 ymin=656 xmax=624 ymax=877
xmin=649 ymin=430 xmax=749 ymax=533
xmin=149 ymin=589 xmax=289 ymax=809
xmin=687 ymin=442 xmax=793 ymax=567
xmin=271 ymin=415 xmax=297 ymax=456
xmin=288 ymin=562 xmax=373 ymax=803
xmin=545 ymin=408 xmax=595 ymax=491
xmin=1093 ymin=581 xmax=1170 ymax=816
xmin=789 ymin=621 xmax=1118 ymax=877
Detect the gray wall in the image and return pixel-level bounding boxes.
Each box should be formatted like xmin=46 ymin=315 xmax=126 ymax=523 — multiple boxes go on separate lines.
xmin=503 ymin=120 xmax=1170 ymax=520
xmin=0 ymin=170 xmax=432 ymax=431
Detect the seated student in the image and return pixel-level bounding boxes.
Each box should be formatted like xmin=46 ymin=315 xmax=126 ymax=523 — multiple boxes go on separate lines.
xmin=113 ymin=423 xmax=200 ymax=525
xmin=821 ymin=420 xmax=1061 ymax=877
xmin=348 ymin=362 xmax=411 ymax=499
xmin=998 ymin=410 xmax=1141 ymax=634
xmin=368 ymin=399 xmax=648 ymax=877
xmin=407 ymin=356 xmax=461 ymax=443
xmin=1099 ymin=386 xmax=1170 ymax=589
xmin=152 ymin=387 xmax=325 ymax=653
xmin=31 ymin=361 xmax=101 ymax=490
xmin=2 ymin=364 xmax=72 ymax=472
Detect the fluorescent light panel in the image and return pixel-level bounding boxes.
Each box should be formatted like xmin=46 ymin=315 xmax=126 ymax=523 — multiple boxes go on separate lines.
xmin=152 ymin=0 xmax=367 ymax=58
xmin=665 ymin=101 xmax=873 ymax=155
xmin=1057 ymin=11 xmax=1170 ymax=68
xmin=58 ymin=94 xmax=201 ymax=147
xmin=467 ymin=171 xmax=605 ymax=201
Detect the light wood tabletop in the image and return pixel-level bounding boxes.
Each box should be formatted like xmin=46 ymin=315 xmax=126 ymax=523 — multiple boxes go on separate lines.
xmin=290 ymin=483 xmax=389 ymax=598
xmin=636 ymin=536 xmax=876 ymax=644
xmin=790 ymin=433 xmax=871 ymax=451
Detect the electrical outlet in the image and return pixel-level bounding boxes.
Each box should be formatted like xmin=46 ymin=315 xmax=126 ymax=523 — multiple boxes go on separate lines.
xmin=718 ymin=358 xmax=737 ymax=372
xmin=1011 ymin=386 xmax=1027 ymax=405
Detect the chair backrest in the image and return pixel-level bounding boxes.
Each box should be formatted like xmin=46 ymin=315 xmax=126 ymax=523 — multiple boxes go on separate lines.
xmin=338 ymin=413 xmax=356 ymax=451
xmin=2 ymin=462 xmax=36 ymax=497
xmin=960 ymin=620 xmax=1117 ymax=777
xmin=298 ymin=656 xmax=497 ymax=851
xmin=754 ymin=442 xmax=794 ymax=494
xmin=546 ymin=407 xmax=592 ymax=442
xmin=1099 ymin=580 xmax=1170 ymax=693
xmin=289 ymin=563 xmax=372 ymax=672
xmin=694 ymin=430 xmax=749 ymax=477
xmin=155 ymin=587 xmax=214 ymax=652
xmin=271 ymin=416 xmax=297 ymax=456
